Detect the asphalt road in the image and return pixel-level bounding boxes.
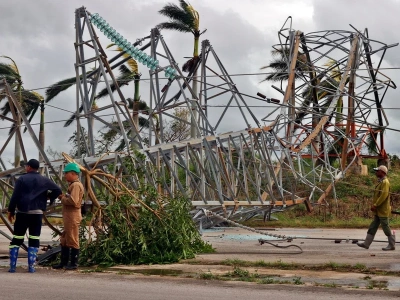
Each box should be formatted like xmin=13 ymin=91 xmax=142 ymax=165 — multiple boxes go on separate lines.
xmin=1 ymin=269 xmax=399 ymax=300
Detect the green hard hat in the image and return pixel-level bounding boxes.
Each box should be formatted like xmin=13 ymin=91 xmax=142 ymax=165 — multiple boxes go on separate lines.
xmin=64 ymin=163 xmax=81 ymax=173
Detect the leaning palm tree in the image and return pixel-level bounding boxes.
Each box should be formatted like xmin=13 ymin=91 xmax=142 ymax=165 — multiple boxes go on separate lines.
xmin=100 ymin=44 xmax=143 ymax=142
xmin=0 ymin=56 xmax=44 ymax=166
xmin=262 ymin=50 xmax=348 ymax=166
xmin=262 ymin=52 xmax=346 ymax=127
xmin=297 ymin=59 xmax=345 ymax=125
xmin=157 ymin=0 xmax=203 ymax=138
xmin=298 ymin=59 xmax=347 ymax=166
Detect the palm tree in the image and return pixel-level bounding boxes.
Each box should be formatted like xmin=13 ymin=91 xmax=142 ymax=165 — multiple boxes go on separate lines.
xmin=157 ymin=0 xmax=203 ymax=138
xmin=45 ymin=47 xmax=152 ymax=153
xmin=0 ymin=56 xmax=44 ymax=166
xmin=96 ymin=116 xmax=153 ymax=153
xmin=260 ymin=47 xmax=308 ymax=86
xmin=366 ymin=126 xmax=383 ymax=156
xmin=102 ymin=44 xmax=143 ymax=142
xmin=297 ymin=59 xmax=344 ymax=126
xmin=262 ymin=50 xmax=348 ymax=127
xmin=261 ymin=50 xmax=348 ymax=165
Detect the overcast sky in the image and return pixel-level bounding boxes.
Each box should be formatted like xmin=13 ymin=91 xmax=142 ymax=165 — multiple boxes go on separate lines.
xmin=1 ymin=0 xmax=400 ymax=166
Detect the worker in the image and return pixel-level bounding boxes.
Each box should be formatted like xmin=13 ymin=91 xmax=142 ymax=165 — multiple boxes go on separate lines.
xmin=357 ymin=165 xmax=395 ymax=251
xmin=52 ymin=162 xmax=84 ymax=270
xmin=7 ymin=159 xmax=62 ymax=273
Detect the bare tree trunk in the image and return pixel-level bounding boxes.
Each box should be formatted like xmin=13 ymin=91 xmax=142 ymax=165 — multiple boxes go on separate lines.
xmin=14 ymin=118 xmax=21 ymax=167
xmin=190 ymin=67 xmax=198 ymax=139
xmin=39 ymin=102 xmax=45 ymax=162
xmin=132 ymin=77 xmax=140 ymax=143
xmin=190 ymin=35 xmax=200 ymax=139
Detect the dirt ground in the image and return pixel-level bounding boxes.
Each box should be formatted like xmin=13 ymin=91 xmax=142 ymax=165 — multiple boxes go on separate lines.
xmin=1 ymin=225 xmax=400 ymax=291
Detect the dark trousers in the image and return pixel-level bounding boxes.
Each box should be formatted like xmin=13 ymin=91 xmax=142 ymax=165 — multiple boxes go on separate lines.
xmin=10 ymin=213 xmax=43 ymax=248
xmin=367 ymin=215 xmax=392 ymax=237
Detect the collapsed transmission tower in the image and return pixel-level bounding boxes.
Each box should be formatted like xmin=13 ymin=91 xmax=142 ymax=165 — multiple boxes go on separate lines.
xmin=0 ymin=9 xmax=397 ymax=236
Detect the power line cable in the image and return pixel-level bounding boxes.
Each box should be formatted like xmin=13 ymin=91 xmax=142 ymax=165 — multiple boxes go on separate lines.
xmin=16 ymin=66 xmax=400 ymax=93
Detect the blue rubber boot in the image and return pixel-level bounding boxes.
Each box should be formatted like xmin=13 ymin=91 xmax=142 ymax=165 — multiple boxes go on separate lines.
xmin=8 ymin=246 xmax=19 ymax=273
xmin=28 ymin=247 xmax=38 ymax=273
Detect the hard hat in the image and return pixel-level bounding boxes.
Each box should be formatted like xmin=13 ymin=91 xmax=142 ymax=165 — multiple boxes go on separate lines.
xmin=63 ymin=163 xmax=81 ymax=173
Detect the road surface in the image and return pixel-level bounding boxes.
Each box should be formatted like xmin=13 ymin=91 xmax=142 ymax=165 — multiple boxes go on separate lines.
xmin=1 ymin=269 xmax=399 ymax=300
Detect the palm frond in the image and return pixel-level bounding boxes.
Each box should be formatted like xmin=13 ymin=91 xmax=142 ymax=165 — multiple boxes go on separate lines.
xmin=95 ymin=65 xmax=137 ymax=100
xmin=139 ymin=116 xmax=149 ymax=127
xmin=23 ymin=105 xmax=40 ymax=133
xmin=260 ymin=72 xmax=290 ymax=82
xmin=158 ymin=3 xmax=194 ymax=27
xmin=183 ymin=1 xmax=200 ymax=30
xmin=366 ymin=130 xmax=380 ymax=154
xmin=0 ymin=56 xmax=20 ymax=76
xmin=0 ymin=63 xmax=21 ymax=87
xmin=0 ymin=101 xmax=11 ymax=116
xmin=179 ymin=0 xmax=189 ymax=10
xmin=164 ymin=55 xmax=202 ymax=105
xmin=95 ymin=83 xmax=119 ymax=100
xmin=99 ymin=122 xmax=120 ymax=140
xmin=28 ymin=91 xmax=44 ymax=101
xmin=8 ymin=122 xmax=16 ymax=135
xmin=1 ymin=90 xmax=43 ymax=127
xmin=0 ymin=63 xmax=20 ymax=79
xmin=0 ymin=88 xmax=7 ymax=103
xmin=115 ymin=138 xmax=126 ymax=152
xmin=323 ymin=59 xmax=342 ymax=80
xmin=272 ymin=48 xmax=290 ymax=55
xmin=0 ymin=95 xmax=37 ymax=117
xmin=157 ymin=21 xmax=192 ymax=33
xmin=27 ymin=105 xmax=39 ymax=123
xmin=301 ymin=77 xmax=338 ymax=99
xmin=45 ymin=76 xmax=79 ymax=102
xmin=0 ymin=74 xmax=20 ymax=86
xmin=107 ymin=44 xmax=139 ymax=74
xmin=21 ymin=90 xmax=44 ymax=104
xmin=182 ymin=56 xmax=200 ymax=73
xmin=137 ymin=100 xmax=148 ymax=111
xmin=118 ymin=50 xmax=139 ymax=74
xmin=119 ymin=64 xmax=136 ymax=78
xmin=266 ymin=61 xmax=288 ymax=71
xmin=260 ymin=46 xmax=308 ymax=83
xmin=126 ymin=58 xmax=139 ymax=75
xmin=64 ymin=105 xmax=84 ymax=127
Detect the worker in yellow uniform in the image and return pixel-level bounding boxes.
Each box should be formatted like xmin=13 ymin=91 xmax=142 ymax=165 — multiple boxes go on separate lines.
xmin=53 ymin=163 xmax=84 ymax=270
xmin=357 ymin=165 xmax=395 ymax=251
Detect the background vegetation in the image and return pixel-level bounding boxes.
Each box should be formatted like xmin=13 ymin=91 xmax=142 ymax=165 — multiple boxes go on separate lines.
xmin=245 ymin=157 xmax=400 ymax=228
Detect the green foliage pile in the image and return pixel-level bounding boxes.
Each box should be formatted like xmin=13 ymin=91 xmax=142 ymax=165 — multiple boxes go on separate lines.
xmin=79 ymin=186 xmax=213 ymax=266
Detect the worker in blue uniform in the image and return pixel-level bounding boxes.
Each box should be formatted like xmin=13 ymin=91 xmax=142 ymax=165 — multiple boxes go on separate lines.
xmin=7 ymin=159 xmax=62 ymax=273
